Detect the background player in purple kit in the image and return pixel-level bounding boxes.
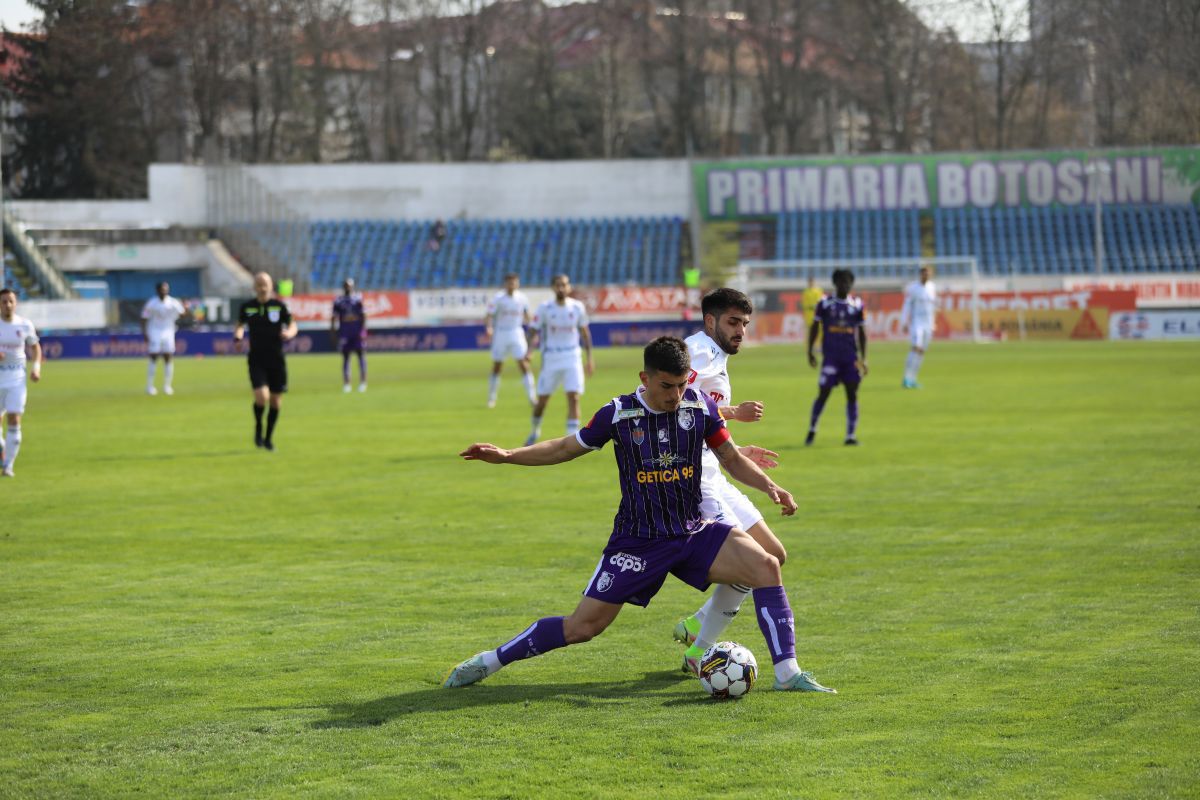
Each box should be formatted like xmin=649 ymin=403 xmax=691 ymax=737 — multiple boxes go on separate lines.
xmin=444 ymin=336 xmax=836 ymax=694
xmin=331 ymin=278 xmax=367 ymax=392
xmin=805 ymin=269 xmax=868 ymax=446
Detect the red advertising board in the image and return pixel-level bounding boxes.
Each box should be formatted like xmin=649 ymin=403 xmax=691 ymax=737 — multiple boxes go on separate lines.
xmin=572 ymin=286 xmax=700 ymax=318
xmin=286 ymin=291 xmax=410 ymax=325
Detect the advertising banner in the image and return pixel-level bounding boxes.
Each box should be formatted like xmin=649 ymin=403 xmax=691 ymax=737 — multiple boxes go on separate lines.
xmin=695 ymin=147 xmax=1200 ymax=220
xmin=746 ymin=289 xmax=1125 ymax=343
xmin=40 ymin=321 xmax=703 ymax=359
xmin=286 ymin=291 xmax=410 ymax=326
xmin=572 ymin=286 xmax=700 ymax=319
xmin=942 ymin=308 xmax=1108 ymax=340
xmin=1109 ymin=310 xmax=1200 ymax=339
xmin=1061 ymin=276 xmax=1200 ymax=309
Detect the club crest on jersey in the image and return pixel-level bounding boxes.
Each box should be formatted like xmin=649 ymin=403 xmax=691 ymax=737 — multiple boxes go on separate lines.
xmin=632 ymin=428 xmax=645 ymax=445
xmin=596 ymin=572 xmax=614 ymax=593
xmin=268 ymin=308 xmax=281 ymax=323
xmin=678 ymin=408 xmax=694 ymax=430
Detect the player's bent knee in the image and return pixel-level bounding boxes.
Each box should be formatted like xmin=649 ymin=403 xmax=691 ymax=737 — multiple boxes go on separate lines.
xmin=749 ymin=552 xmax=782 ymax=587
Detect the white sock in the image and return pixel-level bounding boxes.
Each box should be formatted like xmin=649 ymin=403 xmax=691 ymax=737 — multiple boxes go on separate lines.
xmin=4 ymin=425 xmax=21 ymax=468
xmin=904 ymin=352 xmax=915 ymax=381
xmin=488 ymin=374 xmax=499 ymax=402
xmin=522 ymin=373 xmax=536 ymax=401
xmin=911 ymin=351 xmax=925 ymax=379
xmin=529 ymin=415 xmax=542 ymax=437
xmin=164 ymin=362 xmax=174 ymax=389
xmin=775 ymin=657 xmax=801 ymax=683
xmin=146 ymin=360 xmax=157 ymax=389
xmin=566 ymin=418 xmax=580 ymax=436
xmin=481 ymin=649 xmax=503 ymax=675
xmin=693 ymin=583 xmax=751 ymax=654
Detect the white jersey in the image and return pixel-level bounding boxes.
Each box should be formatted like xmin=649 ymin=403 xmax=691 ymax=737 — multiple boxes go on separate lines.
xmin=0 ymin=314 xmax=39 ymax=388
xmin=685 ymin=330 xmax=732 ymax=482
xmin=487 ymin=290 xmax=530 ymax=334
xmin=532 ymin=298 xmax=589 ymax=362
xmin=902 ymin=280 xmax=938 ymax=328
xmin=142 ymin=295 xmax=187 ymax=335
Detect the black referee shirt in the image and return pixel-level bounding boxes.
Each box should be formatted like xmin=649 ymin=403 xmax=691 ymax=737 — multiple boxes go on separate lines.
xmin=238 ymin=298 xmax=293 ymax=358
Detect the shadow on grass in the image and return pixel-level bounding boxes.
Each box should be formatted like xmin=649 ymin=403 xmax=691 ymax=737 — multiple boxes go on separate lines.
xmin=294 ymin=668 xmax=711 ymax=729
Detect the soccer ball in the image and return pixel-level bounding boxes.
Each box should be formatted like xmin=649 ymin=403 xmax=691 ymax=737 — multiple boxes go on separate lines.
xmin=698 ymin=641 xmax=758 ymax=699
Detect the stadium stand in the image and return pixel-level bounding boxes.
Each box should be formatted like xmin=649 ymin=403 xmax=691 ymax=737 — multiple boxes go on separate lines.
xmin=774 ymin=209 xmax=924 ymax=274
xmin=242 ymin=216 xmax=686 ymax=290
xmin=933 ymin=204 xmax=1200 ymax=274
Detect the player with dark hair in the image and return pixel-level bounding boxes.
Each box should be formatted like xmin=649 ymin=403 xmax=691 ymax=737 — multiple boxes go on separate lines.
xmin=673 ymin=288 xmax=791 ymax=675
xmin=485 ymin=273 xmax=536 ymax=408
xmin=445 ymin=336 xmax=836 ymax=693
xmin=0 ymin=288 xmax=42 ymax=477
xmin=234 ymin=272 xmax=298 ymax=451
xmin=805 ymin=269 xmax=868 ymax=446
xmin=331 ymin=278 xmax=367 ymax=393
xmin=525 ymin=274 xmax=593 ymax=444
xmin=141 ymin=281 xmax=188 ymax=395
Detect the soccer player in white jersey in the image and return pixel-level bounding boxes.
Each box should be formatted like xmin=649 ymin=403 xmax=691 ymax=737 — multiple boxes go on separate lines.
xmin=141 ymin=281 xmax=188 ymax=395
xmin=0 ymin=288 xmax=43 ymax=477
xmin=525 ymin=274 xmax=593 ymax=445
xmin=485 ymin=273 xmax=537 ymax=408
xmin=673 ymin=288 xmax=791 ymax=675
xmin=901 ymin=265 xmax=937 ymax=388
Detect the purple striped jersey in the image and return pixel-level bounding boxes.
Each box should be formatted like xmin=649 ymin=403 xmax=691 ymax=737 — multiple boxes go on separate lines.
xmin=576 ymin=386 xmax=731 ymax=539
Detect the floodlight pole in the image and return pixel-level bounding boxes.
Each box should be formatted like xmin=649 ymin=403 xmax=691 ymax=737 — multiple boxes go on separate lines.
xmin=1085 ymin=160 xmax=1111 ymax=275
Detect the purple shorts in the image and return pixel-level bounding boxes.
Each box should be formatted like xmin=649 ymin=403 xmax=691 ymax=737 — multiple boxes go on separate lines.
xmin=818 ymin=360 xmax=861 ymax=388
xmin=582 ymin=521 xmax=735 ymax=607
xmin=340 ymin=335 xmax=364 ymax=355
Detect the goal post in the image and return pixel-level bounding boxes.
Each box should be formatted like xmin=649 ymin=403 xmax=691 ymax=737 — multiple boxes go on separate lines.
xmin=734 ymin=256 xmax=983 ymax=343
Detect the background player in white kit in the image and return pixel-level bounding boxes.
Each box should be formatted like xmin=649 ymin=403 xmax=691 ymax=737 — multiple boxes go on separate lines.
xmin=673 ymin=288 xmax=791 ymax=675
xmin=485 ymin=273 xmax=537 ymax=408
xmin=901 ymin=266 xmax=937 ymax=388
xmin=525 ymin=274 xmax=593 ymax=445
xmin=0 ymin=288 xmax=43 ymax=477
xmin=141 ymin=281 xmax=189 ymax=395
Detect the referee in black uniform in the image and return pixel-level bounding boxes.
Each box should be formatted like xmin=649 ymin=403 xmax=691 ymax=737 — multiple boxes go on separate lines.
xmin=234 ymin=272 xmax=298 ymax=451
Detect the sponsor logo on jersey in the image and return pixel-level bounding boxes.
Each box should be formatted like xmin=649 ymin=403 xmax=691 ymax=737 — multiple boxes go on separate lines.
xmin=616 ymin=407 xmax=645 ymax=420
xmin=678 ymin=400 xmax=705 ymax=409
xmin=609 ymin=553 xmax=646 ymax=573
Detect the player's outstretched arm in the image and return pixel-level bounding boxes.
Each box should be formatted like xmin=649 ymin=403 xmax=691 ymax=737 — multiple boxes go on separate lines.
xmin=713 ymin=438 xmax=796 ymax=516
xmin=461 ymin=434 xmax=589 ymax=466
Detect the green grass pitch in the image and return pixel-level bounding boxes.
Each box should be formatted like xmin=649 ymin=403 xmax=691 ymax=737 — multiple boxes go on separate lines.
xmin=2 ymin=340 xmax=1198 ymax=798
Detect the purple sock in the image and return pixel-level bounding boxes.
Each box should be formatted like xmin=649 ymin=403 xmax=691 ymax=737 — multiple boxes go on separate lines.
xmin=753 ymin=587 xmax=797 ymax=665
xmin=496 ymin=616 xmax=567 ymax=666
xmin=809 ymin=396 xmax=828 ymax=431
xmin=847 ymin=400 xmax=858 ymax=437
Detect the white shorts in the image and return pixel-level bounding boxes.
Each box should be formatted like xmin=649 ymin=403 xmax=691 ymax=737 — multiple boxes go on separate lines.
xmin=700 ymin=472 xmax=764 ymax=532
xmin=537 ymin=357 xmax=585 ymax=396
xmin=909 ymin=324 xmax=933 ymax=350
xmin=491 ymin=330 xmax=528 ymax=362
xmin=147 ymin=330 xmax=177 ymax=355
xmin=0 ymin=383 xmax=28 ymax=414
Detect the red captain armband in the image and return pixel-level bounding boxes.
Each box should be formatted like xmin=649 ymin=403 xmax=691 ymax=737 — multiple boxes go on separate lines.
xmin=705 ymin=427 xmax=731 ymax=450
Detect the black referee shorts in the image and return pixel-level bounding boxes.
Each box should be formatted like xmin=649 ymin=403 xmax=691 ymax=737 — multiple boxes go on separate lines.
xmin=248 ymin=354 xmax=288 ymax=393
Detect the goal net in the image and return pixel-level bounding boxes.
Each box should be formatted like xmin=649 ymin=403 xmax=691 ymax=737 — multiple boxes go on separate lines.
xmin=733 ymin=256 xmax=983 ymax=344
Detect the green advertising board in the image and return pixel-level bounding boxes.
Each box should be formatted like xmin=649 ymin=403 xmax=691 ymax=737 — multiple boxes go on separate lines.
xmin=694 ymin=147 xmax=1200 ymax=221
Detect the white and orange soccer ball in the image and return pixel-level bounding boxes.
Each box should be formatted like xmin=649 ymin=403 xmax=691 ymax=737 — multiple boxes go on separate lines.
xmin=698 ymin=641 xmax=758 ymax=699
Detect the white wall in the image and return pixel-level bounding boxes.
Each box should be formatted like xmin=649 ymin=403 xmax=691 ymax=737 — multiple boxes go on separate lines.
xmin=12 ymin=160 xmax=693 ymax=228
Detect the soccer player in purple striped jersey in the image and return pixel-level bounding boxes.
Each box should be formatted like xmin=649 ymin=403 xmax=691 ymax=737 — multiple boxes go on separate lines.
xmin=806 ymin=269 xmax=868 ymax=446
xmin=445 ymin=336 xmax=836 ymax=693
xmin=331 ymin=278 xmax=367 ymax=392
